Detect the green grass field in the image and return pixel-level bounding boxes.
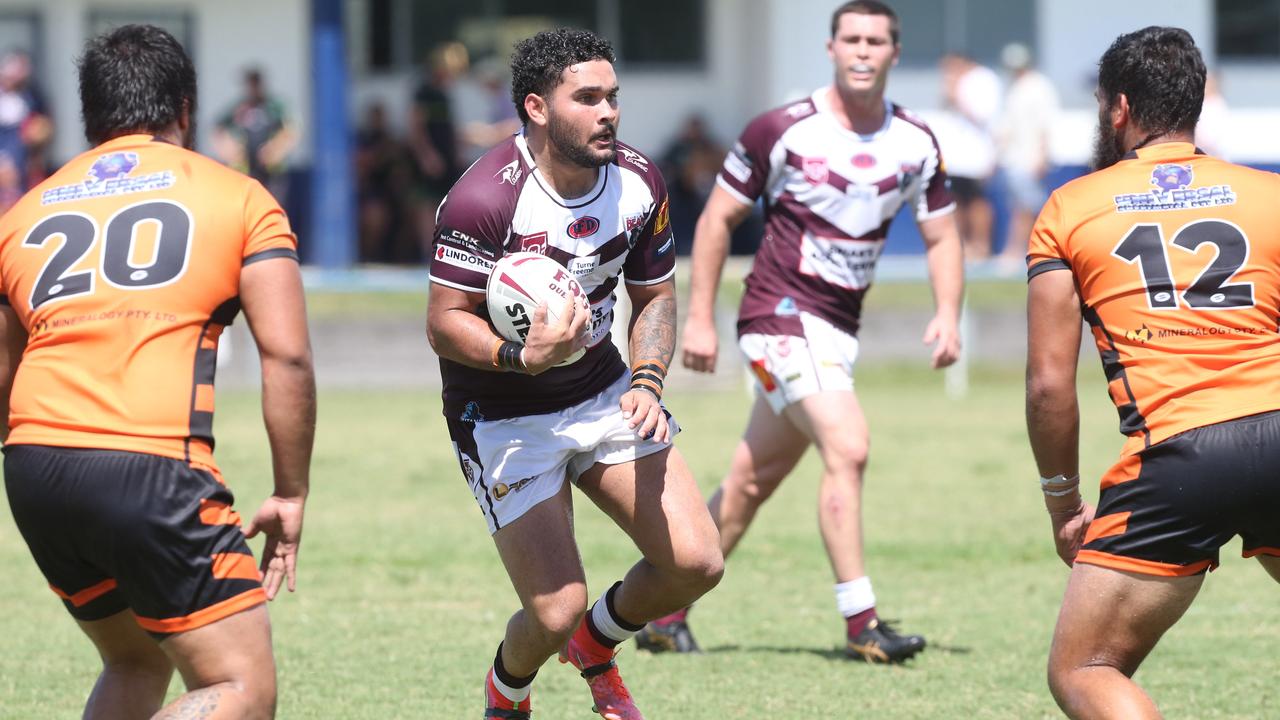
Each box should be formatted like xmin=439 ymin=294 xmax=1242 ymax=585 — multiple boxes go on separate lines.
xmin=1 ymin=362 xmax=1277 ymax=718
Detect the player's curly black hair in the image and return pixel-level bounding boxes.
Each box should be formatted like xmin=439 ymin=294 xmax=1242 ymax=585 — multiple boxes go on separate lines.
xmin=509 ymin=28 xmax=615 ymax=125
xmin=78 ymin=24 xmax=197 ymax=145
xmin=1098 ymin=26 xmax=1205 ymax=137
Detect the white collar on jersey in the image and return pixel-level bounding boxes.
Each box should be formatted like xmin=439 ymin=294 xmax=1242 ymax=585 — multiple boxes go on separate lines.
xmin=810 ymin=88 xmax=894 ymax=142
xmin=514 ymin=128 xmax=609 ymax=207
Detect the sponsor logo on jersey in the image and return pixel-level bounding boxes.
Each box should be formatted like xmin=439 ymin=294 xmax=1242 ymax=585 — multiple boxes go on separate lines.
xmin=657 ymin=237 xmax=674 ymax=256
xmin=1113 ymin=164 xmax=1236 ymax=213
xmin=775 ymin=296 xmax=799 ymax=316
xmin=495 ymin=159 xmax=522 ymax=186
xmin=653 ymin=198 xmax=670 ymax=234
xmin=567 ymin=216 xmax=600 ymax=238
xmin=625 ymin=213 xmax=646 ymax=231
xmin=852 ymin=153 xmax=876 ymax=169
xmin=441 ymin=227 xmax=496 ymax=259
xmin=519 ymin=232 xmax=548 ymax=254
xmin=435 ymin=245 xmax=495 ymax=271
xmin=569 ymin=256 xmax=599 ymax=276
xmin=90 ymin=152 xmax=138 ymax=181
xmin=1125 ymin=325 xmax=1152 ymax=344
xmin=43 ymin=151 xmax=175 ymax=205
xmin=1152 ymin=164 xmax=1192 ymax=191
xmin=803 ymin=157 xmax=829 ymax=185
xmin=492 ymin=476 xmax=535 ymax=500
xmin=460 ymin=401 xmax=484 ymax=422
xmin=617 ymin=146 xmax=649 ymax=170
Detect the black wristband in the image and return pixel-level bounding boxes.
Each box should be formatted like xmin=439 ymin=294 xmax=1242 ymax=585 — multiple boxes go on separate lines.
xmin=630 ymin=371 xmax=665 ymax=389
xmin=497 ymin=341 xmax=525 ymax=372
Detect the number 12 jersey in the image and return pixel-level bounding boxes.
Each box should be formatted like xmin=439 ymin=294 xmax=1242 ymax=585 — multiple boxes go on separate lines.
xmin=1028 ymin=142 xmax=1280 ymax=455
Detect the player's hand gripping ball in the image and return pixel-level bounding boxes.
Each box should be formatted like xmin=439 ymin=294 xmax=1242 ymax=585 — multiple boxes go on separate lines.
xmin=486 ymin=252 xmax=590 ymax=366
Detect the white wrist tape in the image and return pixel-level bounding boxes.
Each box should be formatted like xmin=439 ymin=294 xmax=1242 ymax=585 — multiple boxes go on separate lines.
xmin=1039 ymin=474 xmax=1080 ymax=497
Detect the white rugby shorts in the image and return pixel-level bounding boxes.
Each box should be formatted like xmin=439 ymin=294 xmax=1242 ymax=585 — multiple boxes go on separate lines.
xmin=738 ymin=311 xmax=860 ymax=414
xmin=448 ymin=371 xmax=679 ymax=534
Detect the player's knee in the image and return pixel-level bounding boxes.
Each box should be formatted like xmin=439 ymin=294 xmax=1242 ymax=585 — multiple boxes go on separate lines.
xmin=101 ymin=650 xmax=172 ymax=687
xmin=670 ymin=545 xmax=725 ymax=595
xmin=528 ymin=591 xmax=588 ymax=644
xmin=821 ymin=439 xmax=868 ymax=478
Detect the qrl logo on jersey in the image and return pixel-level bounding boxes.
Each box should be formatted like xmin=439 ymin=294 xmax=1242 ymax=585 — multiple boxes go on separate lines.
xmin=803 ymin=157 xmax=829 ymax=185
xmin=519 ymin=232 xmax=548 ymax=254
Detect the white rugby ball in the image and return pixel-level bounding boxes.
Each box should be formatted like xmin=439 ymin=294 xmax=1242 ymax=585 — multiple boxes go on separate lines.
xmin=486 ymin=252 xmax=590 ymax=366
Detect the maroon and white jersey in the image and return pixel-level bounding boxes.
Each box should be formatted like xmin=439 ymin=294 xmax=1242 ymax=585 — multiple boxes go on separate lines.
xmin=719 ymin=90 xmax=955 ymax=337
xmin=430 ymin=131 xmax=675 ymax=421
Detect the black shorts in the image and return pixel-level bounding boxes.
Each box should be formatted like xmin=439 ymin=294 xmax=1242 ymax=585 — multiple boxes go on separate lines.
xmin=4 ymin=445 xmax=266 ymax=636
xmin=1078 ymin=411 xmax=1280 ymax=576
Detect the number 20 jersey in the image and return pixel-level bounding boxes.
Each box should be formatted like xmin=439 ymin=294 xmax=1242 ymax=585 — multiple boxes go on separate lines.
xmin=1027 ymin=142 xmax=1280 ymax=455
xmin=0 ymin=134 xmax=297 ymax=471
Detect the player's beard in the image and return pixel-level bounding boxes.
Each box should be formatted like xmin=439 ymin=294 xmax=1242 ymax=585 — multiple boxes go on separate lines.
xmin=1091 ymin=113 xmax=1125 ymax=171
xmin=548 ymin=109 xmax=616 ymax=169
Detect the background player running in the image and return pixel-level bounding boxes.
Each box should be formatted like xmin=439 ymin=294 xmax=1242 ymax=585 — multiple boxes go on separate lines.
xmin=1027 ymin=26 xmax=1280 ymax=720
xmin=0 ymin=25 xmax=315 ymax=719
xmin=425 ymin=28 xmax=722 ymax=719
xmin=641 ymin=0 xmax=964 ymax=663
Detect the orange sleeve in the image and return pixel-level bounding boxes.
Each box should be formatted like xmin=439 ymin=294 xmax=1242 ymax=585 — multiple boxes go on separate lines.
xmin=1027 ymin=190 xmax=1069 ymax=279
xmin=242 ymin=180 xmax=298 ymax=263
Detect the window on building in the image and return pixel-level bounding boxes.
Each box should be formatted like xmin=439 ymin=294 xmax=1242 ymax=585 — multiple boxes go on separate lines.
xmin=1216 ymin=0 xmax=1280 ymax=59
xmin=892 ymin=0 xmax=1036 ymax=67
xmin=361 ymin=0 xmax=703 ymax=74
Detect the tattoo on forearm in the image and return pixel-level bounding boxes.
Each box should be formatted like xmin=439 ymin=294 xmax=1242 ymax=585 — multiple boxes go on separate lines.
xmin=631 ymin=296 xmax=676 ymax=368
xmin=155 ymin=688 xmax=221 ymax=720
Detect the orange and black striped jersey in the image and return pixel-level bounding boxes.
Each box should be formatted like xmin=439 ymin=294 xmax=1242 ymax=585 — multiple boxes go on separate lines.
xmin=1028 ymin=142 xmax=1280 ymax=456
xmin=0 ymin=134 xmax=297 ymax=470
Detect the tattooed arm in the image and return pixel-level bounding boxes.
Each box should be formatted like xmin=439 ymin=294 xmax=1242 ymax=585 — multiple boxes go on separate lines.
xmin=623 ymin=278 xmax=677 ymax=442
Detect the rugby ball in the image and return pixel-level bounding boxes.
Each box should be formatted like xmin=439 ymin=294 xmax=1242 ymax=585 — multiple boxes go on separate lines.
xmin=486 ymin=252 xmax=589 ymax=366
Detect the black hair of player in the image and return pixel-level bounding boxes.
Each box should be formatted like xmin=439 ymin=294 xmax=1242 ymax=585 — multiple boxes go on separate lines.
xmin=78 ymin=24 xmax=197 ymax=145
xmin=509 ymin=28 xmax=615 ymax=125
xmin=1097 ymin=26 xmax=1205 ymax=137
xmin=830 ymin=0 xmax=900 ymax=43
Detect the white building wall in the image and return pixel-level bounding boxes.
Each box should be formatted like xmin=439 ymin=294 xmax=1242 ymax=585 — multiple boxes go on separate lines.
xmin=24 ymin=0 xmax=309 ymax=166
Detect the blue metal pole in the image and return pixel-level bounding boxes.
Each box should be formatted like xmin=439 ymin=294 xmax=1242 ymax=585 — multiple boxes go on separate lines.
xmin=310 ymin=0 xmax=356 ymax=268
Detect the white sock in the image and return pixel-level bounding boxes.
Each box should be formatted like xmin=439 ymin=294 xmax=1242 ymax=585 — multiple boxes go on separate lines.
xmin=491 ymin=668 xmax=531 ymax=703
xmin=835 ymin=576 xmax=876 ymax=617
xmin=590 ymin=587 xmax=639 ymax=644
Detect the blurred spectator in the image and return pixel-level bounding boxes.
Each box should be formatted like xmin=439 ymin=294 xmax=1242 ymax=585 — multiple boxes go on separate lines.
xmin=939 ymin=53 xmax=1000 ymax=259
xmin=995 ymin=42 xmax=1058 ymax=267
xmin=661 ymin=115 xmax=725 ymax=254
xmin=0 ymin=48 xmax=53 ymax=200
xmin=355 ymin=102 xmax=415 ymax=263
xmin=409 ymin=42 xmax=467 ymax=260
xmin=0 ymin=155 xmax=21 ymax=215
xmin=461 ymin=58 xmax=520 ymax=161
xmin=1196 ymin=71 xmax=1229 ymax=159
xmin=213 ymin=68 xmax=297 ymax=200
